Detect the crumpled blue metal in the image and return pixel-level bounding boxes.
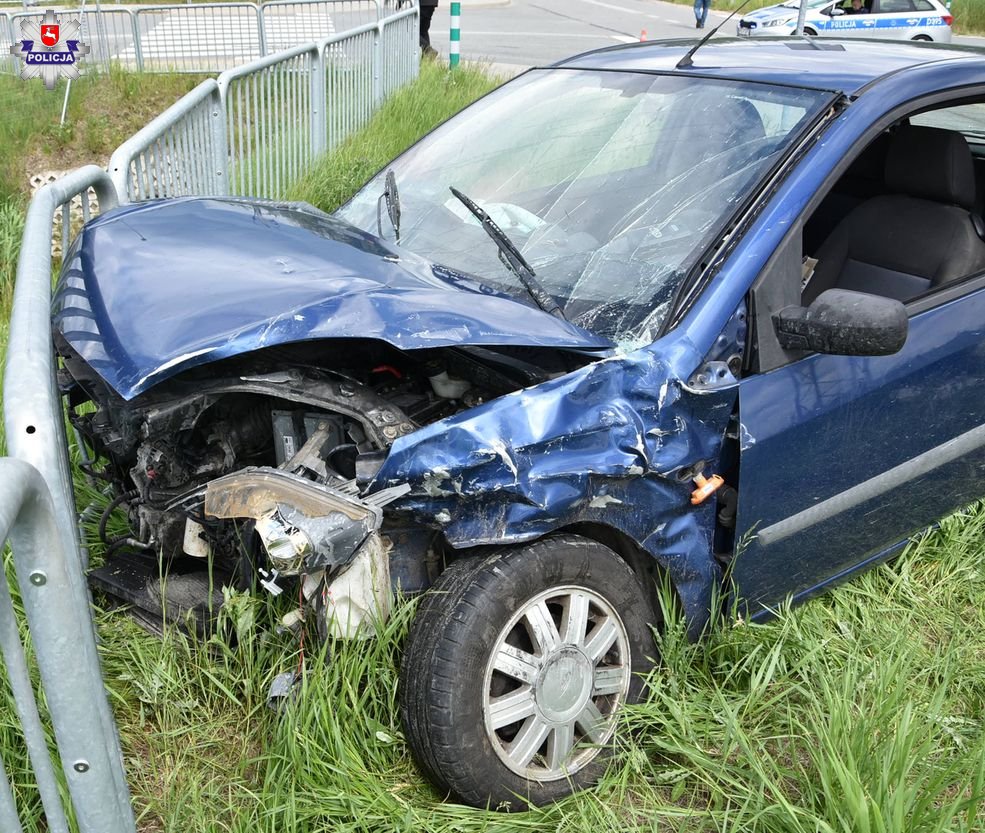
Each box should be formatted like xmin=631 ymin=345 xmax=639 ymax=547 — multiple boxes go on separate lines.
xmin=371 ymin=343 xmax=738 ymax=634
xmin=57 ymin=196 xmax=741 ymax=633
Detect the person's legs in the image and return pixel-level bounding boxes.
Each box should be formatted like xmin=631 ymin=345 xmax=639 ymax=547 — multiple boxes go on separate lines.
xmin=700 ymin=0 xmax=711 ymax=27
xmin=420 ymin=4 xmax=437 ymax=53
xmin=694 ymin=0 xmax=703 ymax=27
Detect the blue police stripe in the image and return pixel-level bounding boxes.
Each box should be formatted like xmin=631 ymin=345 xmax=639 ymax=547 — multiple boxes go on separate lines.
xmin=818 ymin=15 xmax=946 ymax=30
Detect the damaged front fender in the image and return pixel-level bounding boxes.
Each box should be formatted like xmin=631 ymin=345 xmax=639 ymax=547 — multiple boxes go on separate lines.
xmin=369 ymin=341 xmax=739 ymax=634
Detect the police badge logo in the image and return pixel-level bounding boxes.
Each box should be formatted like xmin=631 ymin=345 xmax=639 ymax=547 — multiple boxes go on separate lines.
xmin=9 ymin=9 xmax=91 ymax=90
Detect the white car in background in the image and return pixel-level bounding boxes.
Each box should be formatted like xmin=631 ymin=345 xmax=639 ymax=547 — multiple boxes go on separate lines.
xmin=738 ymin=0 xmax=953 ymax=42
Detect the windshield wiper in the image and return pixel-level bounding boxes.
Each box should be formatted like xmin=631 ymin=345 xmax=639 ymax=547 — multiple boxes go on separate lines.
xmin=377 ymin=169 xmax=401 ymax=242
xmin=449 ymin=186 xmax=566 ymax=319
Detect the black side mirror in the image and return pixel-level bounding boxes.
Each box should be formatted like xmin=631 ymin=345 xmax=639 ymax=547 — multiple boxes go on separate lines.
xmin=773 ymin=289 xmax=907 ymax=356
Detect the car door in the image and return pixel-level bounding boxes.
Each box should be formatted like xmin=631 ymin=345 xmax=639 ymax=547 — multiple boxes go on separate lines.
xmin=870 ymin=0 xmax=918 ymax=40
xmin=732 ymin=281 xmax=985 ymax=616
xmin=817 ymin=0 xmax=870 ymax=38
xmin=729 ymin=131 xmax=985 ymax=616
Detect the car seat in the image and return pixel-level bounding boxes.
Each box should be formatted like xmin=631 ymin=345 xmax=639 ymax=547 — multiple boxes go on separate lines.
xmin=804 ymin=125 xmax=985 ymax=305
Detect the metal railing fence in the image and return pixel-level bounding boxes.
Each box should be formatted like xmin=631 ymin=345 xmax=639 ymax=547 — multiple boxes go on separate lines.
xmin=131 ymin=3 xmax=265 ymax=72
xmin=110 ymin=4 xmax=418 ymax=200
xmin=1 ymin=4 xmax=419 ymax=828
xmin=220 ymin=42 xmax=318 ymax=198
xmin=1 ymin=166 xmax=134 ymax=833
xmin=110 ymin=77 xmax=225 ymax=198
xmin=2 ymin=10 xmax=15 ymax=72
xmin=2 ymin=0 xmax=389 ymax=74
xmin=0 ymin=459 xmax=136 ymax=833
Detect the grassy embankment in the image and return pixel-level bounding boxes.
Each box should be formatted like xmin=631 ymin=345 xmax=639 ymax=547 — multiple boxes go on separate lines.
xmin=665 ymin=0 xmax=985 ymax=34
xmin=0 ymin=59 xmax=984 ymax=832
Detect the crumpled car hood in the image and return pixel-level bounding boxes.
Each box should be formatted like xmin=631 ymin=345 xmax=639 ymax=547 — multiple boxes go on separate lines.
xmin=53 ymin=198 xmax=611 ymax=400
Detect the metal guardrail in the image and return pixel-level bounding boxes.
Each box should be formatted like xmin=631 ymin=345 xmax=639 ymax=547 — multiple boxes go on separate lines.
xmin=2 ymin=0 xmax=387 ymax=74
xmin=1 ymin=4 xmax=419 ymax=829
xmin=1 ymin=166 xmax=134 ymax=833
xmin=0 ymin=459 xmax=136 ymax=833
xmin=110 ymin=4 xmax=418 ymax=200
xmin=110 ymin=77 xmax=225 ymax=198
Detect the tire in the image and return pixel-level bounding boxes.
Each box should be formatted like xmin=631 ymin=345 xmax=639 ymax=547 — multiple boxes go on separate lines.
xmin=398 ymin=534 xmax=658 ymax=809
xmin=803 ymin=27 xmax=818 ymax=36
xmin=912 ymin=34 xmax=932 ymax=41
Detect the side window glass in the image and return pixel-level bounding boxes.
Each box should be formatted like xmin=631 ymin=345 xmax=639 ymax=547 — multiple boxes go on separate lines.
xmin=801 ymin=105 xmax=985 ymax=311
xmin=912 ymin=0 xmax=935 ymax=8
xmin=875 ymin=0 xmax=915 ymax=11
xmin=911 ymin=103 xmax=985 ymax=149
xmin=752 ymin=95 xmax=985 ymax=373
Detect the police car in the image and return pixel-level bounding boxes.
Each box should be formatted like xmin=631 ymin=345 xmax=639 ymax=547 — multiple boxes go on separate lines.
xmin=738 ymin=0 xmax=953 ymax=41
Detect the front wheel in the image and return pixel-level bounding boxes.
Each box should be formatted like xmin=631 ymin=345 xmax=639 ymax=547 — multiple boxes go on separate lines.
xmin=803 ymin=26 xmax=818 ymax=36
xmin=399 ymin=535 xmax=658 ymax=809
xmin=912 ymin=34 xmax=932 ymax=41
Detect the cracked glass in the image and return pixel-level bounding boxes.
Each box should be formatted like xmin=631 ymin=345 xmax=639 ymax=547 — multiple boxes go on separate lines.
xmin=338 ymin=69 xmax=831 ymax=343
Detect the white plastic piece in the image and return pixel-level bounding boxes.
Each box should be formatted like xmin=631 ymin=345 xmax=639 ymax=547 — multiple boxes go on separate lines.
xmin=321 ymin=533 xmax=392 ymax=639
xmin=258 ymin=567 xmax=284 ymax=596
xmin=182 ymin=518 xmax=210 ymax=558
xmin=428 ymin=370 xmax=471 ymax=400
xmin=281 ymin=609 xmax=305 ymax=630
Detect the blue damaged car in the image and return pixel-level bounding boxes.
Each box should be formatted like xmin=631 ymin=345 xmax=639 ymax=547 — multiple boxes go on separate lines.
xmin=54 ymin=38 xmax=985 ymax=809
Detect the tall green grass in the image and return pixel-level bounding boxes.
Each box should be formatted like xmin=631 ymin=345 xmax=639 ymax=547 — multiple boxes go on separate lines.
xmin=80 ymin=503 xmax=985 ymax=832
xmin=1 ymin=61 xmax=984 ymax=833
xmin=953 ymin=0 xmax=985 ymax=35
xmin=0 ymin=69 xmax=204 ymax=204
xmin=290 ymin=60 xmax=500 ymax=212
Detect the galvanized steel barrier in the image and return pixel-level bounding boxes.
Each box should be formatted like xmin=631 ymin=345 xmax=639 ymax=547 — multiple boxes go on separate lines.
xmin=110 ymin=3 xmax=418 ymax=200
xmin=2 ymin=166 xmax=135 ymax=833
xmin=1 ymin=0 xmax=391 ymax=74
xmin=1 ymin=4 xmax=419 ymax=828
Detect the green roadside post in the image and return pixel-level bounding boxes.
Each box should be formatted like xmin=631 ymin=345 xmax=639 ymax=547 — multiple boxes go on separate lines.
xmin=450 ymin=1 xmax=461 ymax=68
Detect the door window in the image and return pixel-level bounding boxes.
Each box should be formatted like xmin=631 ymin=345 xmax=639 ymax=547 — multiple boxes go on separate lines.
xmin=872 ymin=0 xmax=915 ymax=12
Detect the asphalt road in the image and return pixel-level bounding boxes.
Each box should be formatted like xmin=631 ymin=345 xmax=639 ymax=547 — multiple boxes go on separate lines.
xmin=431 ymin=0 xmax=985 ymax=71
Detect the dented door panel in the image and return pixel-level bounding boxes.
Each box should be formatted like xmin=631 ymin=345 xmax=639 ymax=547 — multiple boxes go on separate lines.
xmin=733 ymin=285 xmax=985 ymax=615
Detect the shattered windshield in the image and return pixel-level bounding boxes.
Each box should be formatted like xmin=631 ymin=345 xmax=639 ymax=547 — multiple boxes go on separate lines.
xmin=338 ymin=70 xmax=831 ymax=342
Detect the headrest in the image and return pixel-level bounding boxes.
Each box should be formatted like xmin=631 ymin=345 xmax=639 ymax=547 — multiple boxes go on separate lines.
xmin=885 ymin=125 xmax=976 ymax=210
xmin=722 ymin=96 xmax=766 ymax=145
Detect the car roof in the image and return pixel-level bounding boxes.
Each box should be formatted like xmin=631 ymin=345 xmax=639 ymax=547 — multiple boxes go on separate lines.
xmin=553 ymin=38 xmax=985 ymax=96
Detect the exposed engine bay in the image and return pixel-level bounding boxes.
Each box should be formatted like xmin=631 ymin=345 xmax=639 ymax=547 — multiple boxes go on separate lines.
xmin=58 ymin=334 xmax=591 ymax=635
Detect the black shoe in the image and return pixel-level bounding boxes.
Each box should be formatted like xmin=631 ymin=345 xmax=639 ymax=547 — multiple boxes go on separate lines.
xmin=695 ymin=20 xmax=701 ymax=27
